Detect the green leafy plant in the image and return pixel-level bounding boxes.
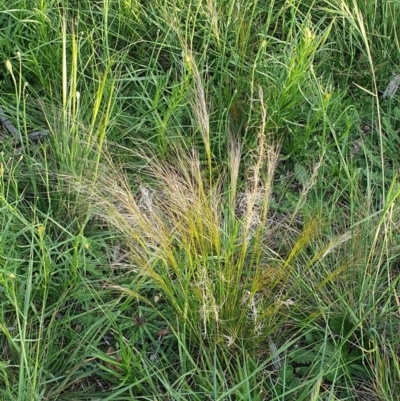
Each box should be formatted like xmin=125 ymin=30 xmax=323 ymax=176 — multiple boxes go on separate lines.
xmin=290 ymin=319 xmax=369 ymax=378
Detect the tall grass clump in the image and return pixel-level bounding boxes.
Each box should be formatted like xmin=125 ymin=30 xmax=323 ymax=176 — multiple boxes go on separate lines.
xmin=83 ymin=99 xmax=284 ymax=352
xmin=0 ymin=1 xmax=120 ymax=223
xmin=77 ymin=126 xmax=400 ymax=400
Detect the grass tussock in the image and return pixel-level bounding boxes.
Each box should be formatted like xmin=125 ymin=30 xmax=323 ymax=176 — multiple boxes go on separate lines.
xmin=84 ymin=129 xmax=285 ymax=350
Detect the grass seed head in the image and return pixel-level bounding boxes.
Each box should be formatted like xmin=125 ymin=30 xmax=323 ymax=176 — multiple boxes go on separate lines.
xmin=5 ymin=59 xmax=12 ymax=73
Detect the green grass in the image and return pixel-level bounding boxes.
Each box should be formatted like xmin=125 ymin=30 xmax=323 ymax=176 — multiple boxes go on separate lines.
xmin=1 ymin=0 xmax=400 ymax=399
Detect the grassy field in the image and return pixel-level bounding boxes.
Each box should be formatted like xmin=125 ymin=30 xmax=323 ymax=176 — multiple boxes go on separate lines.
xmin=0 ymin=0 xmax=400 ymax=400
